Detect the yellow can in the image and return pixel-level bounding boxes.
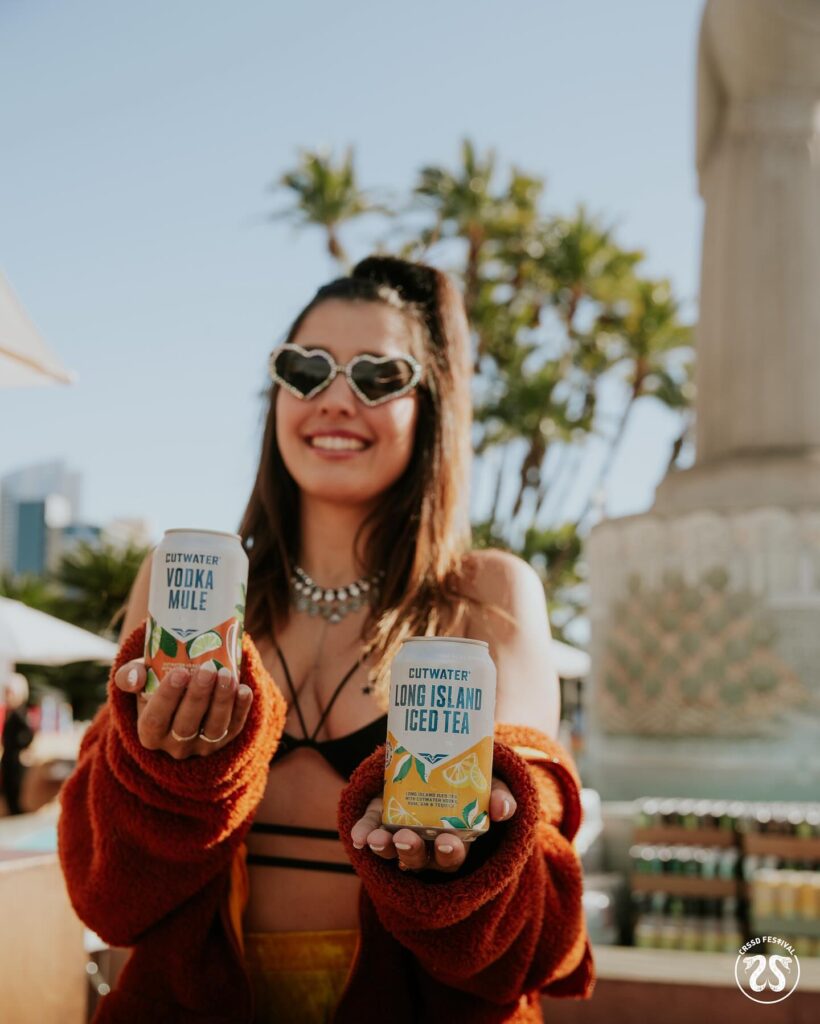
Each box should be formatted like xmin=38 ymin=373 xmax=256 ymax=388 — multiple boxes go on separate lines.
xmin=382 ymin=637 xmax=496 ymax=842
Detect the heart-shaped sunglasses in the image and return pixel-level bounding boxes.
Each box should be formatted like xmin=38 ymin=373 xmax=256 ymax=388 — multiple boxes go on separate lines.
xmin=269 ymin=343 xmax=422 ymax=407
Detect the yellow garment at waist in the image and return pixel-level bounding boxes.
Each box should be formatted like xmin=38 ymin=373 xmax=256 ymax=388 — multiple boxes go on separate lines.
xmin=243 ymin=929 xmax=359 ymax=1024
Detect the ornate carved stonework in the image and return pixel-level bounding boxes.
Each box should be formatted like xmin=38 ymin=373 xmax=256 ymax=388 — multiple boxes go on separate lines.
xmin=588 ymin=508 xmax=820 ymax=739
xmin=600 ymin=567 xmax=810 ymax=736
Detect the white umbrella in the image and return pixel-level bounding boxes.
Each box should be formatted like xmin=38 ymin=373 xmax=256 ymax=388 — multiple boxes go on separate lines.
xmin=0 ymin=597 xmax=118 ymax=666
xmin=0 ymin=272 xmax=75 ymax=388
xmin=552 ymin=638 xmax=590 ymax=680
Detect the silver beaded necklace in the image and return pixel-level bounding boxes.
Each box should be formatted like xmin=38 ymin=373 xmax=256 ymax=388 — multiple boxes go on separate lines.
xmin=289 ymin=564 xmax=385 ymax=623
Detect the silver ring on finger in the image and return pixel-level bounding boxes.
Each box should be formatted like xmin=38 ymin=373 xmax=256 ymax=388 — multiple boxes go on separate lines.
xmin=199 ymin=726 xmax=229 ymax=744
xmin=171 ymin=727 xmax=200 ymax=742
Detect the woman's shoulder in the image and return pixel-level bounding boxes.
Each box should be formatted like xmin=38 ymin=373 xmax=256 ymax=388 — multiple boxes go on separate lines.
xmin=456 ymin=547 xmax=544 ymax=607
xmin=455 ymin=549 xmax=559 ymax=732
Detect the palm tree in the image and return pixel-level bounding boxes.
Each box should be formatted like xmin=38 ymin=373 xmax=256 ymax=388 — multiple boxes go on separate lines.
xmin=573 ymin=277 xmax=693 ymax=527
xmin=0 ymin=571 xmax=61 ymax=610
xmin=272 ymin=147 xmax=392 ymax=270
xmin=271 ymin=140 xmax=694 ymax=640
xmin=54 ymin=540 xmax=150 ymax=637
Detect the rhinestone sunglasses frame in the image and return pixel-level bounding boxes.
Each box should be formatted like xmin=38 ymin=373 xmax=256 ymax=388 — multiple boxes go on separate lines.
xmin=268 ymin=342 xmax=422 ymax=407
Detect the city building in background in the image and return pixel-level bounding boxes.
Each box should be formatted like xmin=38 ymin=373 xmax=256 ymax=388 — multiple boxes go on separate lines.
xmin=0 ymin=461 xmax=80 ymax=576
xmin=0 ymin=461 xmax=152 ymax=578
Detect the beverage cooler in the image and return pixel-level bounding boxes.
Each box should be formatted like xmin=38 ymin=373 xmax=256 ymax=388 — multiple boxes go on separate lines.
xmin=551 ymin=795 xmax=820 ymax=1022
xmin=629 ymin=797 xmax=820 ymax=958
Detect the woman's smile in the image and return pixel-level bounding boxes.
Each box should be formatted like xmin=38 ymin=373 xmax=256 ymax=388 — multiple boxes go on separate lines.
xmin=304 ymin=430 xmax=375 ymax=458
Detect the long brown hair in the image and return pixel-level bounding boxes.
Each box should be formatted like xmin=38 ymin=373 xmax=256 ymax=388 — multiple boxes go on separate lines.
xmin=239 ymin=255 xmax=488 ymax=706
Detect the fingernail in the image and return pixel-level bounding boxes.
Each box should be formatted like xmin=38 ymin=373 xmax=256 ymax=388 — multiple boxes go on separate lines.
xmin=217 ymin=668 xmax=233 ymax=690
xmin=196 ymin=668 xmax=216 ymax=688
xmin=352 ymin=841 xmax=364 ymax=850
xmin=170 ymin=669 xmax=188 ymax=688
xmin=439 ymin=843 xmax=454 ymax=854
xmin=126 ymin=668 xmax=138 ymax=687
xmin=368 ymin=843 xmax=384 ymax=852
xmin=238 ymin=684 xmax=252 ymax=701
xmin=502 ymin=798 xmax=511 ymax=819
xmin=394 ymin=842 xmax=412 ymax=851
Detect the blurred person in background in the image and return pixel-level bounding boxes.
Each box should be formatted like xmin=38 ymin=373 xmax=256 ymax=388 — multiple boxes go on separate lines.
xmin=1 ymin=672 xmax=34 ymax=816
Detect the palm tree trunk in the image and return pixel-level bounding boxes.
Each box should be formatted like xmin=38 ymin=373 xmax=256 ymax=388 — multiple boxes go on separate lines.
xmin=529 ymin=443 xmax=566 ymax=528
xmin=511 ymin=435 xmax=546 ymax=519
xmin=487 ymin=451 xmax=506 ymax=532
xmin=326 ymin=226 xmax=349 ymax=270
xmin=664 ymin=414 xmax=692 ymax=473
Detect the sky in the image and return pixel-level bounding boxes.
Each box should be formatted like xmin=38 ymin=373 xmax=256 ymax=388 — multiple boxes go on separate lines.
xmin=1 ymin=0 xmax=704 ymax=544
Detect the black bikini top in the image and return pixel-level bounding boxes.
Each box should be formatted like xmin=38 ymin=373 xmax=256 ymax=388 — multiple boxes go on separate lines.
xmin=268 ymin=639 xmax=387 ymax=780
xmin=248 ymin=640 xmax=386 ymax=875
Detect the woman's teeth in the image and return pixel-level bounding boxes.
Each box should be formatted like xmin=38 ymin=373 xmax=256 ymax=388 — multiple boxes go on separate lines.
xmin=309 ymin=436 xmax=368 ymax=451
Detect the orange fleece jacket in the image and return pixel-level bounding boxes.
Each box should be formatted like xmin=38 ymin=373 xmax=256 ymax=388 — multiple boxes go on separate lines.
xmin=58 ymin=623 xmax=594 ymax=1022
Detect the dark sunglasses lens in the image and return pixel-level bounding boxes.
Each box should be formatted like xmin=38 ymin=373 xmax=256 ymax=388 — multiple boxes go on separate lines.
xmin=274 ymin=350 xmax=332 ymax=397
xmin=351 ymin=359 xmax=414 ymax=402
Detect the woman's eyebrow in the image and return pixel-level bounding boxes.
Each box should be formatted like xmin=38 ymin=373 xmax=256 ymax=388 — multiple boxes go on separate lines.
xmin=299 ymin=342 xmax=402 ymax=360
xmin=336 ymin=347 xmax=400 ymax=360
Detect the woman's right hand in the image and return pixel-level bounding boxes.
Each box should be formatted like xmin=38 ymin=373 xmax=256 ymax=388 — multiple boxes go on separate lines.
xmin=113 ymin=659 xmax=254 ymax=759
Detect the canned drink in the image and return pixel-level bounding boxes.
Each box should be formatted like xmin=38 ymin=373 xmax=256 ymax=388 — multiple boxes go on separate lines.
xmin=144 ymin=528 xmax=248 ymax=694
xmin=679 ymin=798 xmax=697 ymax=830
xmin=382 ymin=636 xmax=496 ymax=842
xmin=658 ymin=798 xmax=679 ymax=828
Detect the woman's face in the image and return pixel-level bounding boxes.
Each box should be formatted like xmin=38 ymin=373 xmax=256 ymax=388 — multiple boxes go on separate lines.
xmin=275 ymin=300 xmax=421 ymax=508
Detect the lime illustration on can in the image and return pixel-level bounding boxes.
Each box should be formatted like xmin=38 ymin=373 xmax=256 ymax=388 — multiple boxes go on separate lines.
xmin=144 ymin=529 xmax=248 ymax=694
xmin=382 ymin=637 xmax=496 ymax=842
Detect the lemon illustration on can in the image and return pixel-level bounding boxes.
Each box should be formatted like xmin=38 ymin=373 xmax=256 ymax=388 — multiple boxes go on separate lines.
xmin=149 ymin=618 xmax=161 ymax=658
xmin=443 ymin=752 xmax=487 ymax=789
xmin=385 ymin=797 xmax=423 ymax=828
xmin=469 ymin=761 xmax=489 ymax=793
xmin=145 ymin=667 xmax=160 ymax=694
xmin=226 ymin=622 xmax=239 ymax=676
xmin=186 ymin=630 xmax=221 ymax=659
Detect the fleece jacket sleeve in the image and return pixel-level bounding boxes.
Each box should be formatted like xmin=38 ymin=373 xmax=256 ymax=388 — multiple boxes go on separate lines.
xmin=57 ymin=621 xmax=285 ymax=948
xmin=337 ymin=724 xmax=595 ymax=1007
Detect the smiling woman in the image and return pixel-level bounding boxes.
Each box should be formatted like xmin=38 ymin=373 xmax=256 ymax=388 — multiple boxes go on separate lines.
xmin=57 ymin=255 xmax=592 ymax=1024
xmin=271 ymin=302 xmax=423 ymax=505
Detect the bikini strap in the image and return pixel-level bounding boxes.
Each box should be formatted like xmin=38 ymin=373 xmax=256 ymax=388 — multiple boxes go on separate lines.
xmin=308 ymin=655 xmax=364 ymax=742
xmin=273 ymin=640 xmax=364 ymax=743
xmin=273 ymin=639 xmax=309 ymax=740
xmin=246 ymin=853 xmax=356 ymax=875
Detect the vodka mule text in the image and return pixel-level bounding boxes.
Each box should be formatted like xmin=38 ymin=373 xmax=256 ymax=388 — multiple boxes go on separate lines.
xmin=382 ymin=637 xmax=497 ymax=841
xmin=143 ymin=529 xmax=248 ymax=694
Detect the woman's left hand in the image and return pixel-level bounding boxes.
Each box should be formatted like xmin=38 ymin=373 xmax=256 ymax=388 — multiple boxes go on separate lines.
xmin=350 ymin=778 xmax=517 ymax=873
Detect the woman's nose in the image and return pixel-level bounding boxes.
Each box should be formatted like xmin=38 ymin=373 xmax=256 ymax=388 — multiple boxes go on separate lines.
xmin=317 ymin=371 xmax=358 ymax=413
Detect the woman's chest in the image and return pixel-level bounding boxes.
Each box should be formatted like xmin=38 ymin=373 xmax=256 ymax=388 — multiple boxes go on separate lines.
xmin=256 ymin=613 xmax=380 ymax=740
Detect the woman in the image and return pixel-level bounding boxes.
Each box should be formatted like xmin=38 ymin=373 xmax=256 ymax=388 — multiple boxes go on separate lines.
xmin=1 ymin=672 xmax=34 ymax=815
xmin=58 ymin=256 xmax=593 ymax=1023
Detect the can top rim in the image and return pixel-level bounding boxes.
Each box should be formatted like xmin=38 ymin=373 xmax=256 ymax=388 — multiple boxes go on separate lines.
xmin=164 ymin=528 xmax=242 ymax=541
xmin=401 ymin=636 xmax=489 ymax=649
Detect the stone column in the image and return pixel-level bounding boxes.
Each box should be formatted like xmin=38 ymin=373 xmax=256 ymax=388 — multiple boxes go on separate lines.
xmin=657 ymin=0 xmax=820 ymax=514
xmin=585 ymin=0 xmax=820 ymax=800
